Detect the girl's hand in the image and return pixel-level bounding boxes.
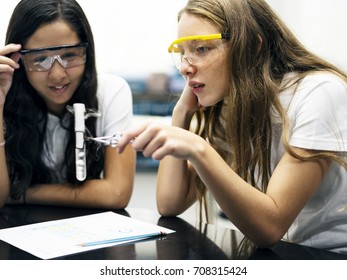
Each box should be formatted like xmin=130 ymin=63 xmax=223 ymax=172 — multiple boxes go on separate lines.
xmin=117 ymin=122 xmax=203 ymax=161
xmin=118 ymin=84 xmax=205 ymax=161
xmin=175 ymin=83 xmax=202 ymax=115
xmin=0 ymin=44 xmax=21 ymax=105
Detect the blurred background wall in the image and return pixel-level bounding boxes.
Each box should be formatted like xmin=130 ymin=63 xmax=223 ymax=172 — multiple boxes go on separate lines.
xmin=2 ymin=0 xmax=347 ymax=182
xmin=2 ymin=0 xmax=347 ymax=78
xmin=267 ymin=0 xmax=347 ymax=72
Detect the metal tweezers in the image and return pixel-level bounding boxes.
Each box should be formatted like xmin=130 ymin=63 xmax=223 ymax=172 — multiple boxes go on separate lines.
xmin=86 ymin=132 xmax=124 ymax=147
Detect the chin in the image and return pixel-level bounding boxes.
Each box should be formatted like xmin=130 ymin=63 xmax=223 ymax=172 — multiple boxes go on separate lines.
xmin=199 ymin=101 xmax=216 ymax=108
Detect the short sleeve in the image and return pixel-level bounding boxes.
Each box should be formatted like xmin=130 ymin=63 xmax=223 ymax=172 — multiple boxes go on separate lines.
xmin=287 ymin=73 xmax=347 ymax=152
xmin=96 ymin=73 xmax=133 ymax=137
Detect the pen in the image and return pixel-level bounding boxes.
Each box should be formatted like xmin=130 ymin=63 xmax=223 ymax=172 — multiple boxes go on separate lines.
xmin=78 ymin=231 xmax=166 ymax=247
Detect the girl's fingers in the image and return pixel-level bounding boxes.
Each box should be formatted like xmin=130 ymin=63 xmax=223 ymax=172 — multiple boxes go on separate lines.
xmin=117 ymin=123 xmax=149 ymax=153
xmin=0 ymin=44 xmax=22 ymax=69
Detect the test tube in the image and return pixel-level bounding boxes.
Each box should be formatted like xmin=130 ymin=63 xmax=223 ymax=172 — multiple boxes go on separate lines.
xmin=73 ymin=103 xmax=87 ymax=181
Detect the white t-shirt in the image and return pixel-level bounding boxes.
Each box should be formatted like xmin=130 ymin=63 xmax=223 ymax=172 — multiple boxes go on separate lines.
xmin=273 ymin=72 xmax=347 ymax=254
xmin=43 ymin=73 xmax=133 ymax=182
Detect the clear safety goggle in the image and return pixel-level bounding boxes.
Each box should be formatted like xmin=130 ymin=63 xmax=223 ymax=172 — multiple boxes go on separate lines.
xmin=168 ymin=33 xmax=230 ymax=70
xmin=19 ymin=43 xmax=88 ymax=72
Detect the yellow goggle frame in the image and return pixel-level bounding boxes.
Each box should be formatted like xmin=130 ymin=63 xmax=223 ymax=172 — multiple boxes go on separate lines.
xmin=168 ymin=33 xmax=230 ymax=53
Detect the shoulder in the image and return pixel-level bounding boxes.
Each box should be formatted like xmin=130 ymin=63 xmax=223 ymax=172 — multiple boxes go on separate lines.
xmin=97 ymin=73 xmax=131 ymax=93
xmin=284 ymin=72 xmax=347 ymax=151
xmin=96 ymin=73 xmax=132 ymax=104
xmin=94 ymin=74 xmax=133 ymax=136
xmin=281 ymin=72 xmax=347 ymax=108
xmin=300 ymin=72 xmax=347 ymax=93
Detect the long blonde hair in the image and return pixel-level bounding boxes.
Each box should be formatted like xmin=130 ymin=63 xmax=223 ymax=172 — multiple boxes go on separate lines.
xmin=179 ymin=0 xmax=347 ymax=221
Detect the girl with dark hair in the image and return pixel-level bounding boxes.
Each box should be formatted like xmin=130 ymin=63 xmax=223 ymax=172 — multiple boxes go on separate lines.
xmin=0 ymin=0 xmax=135 ymax=209
xmin=118 ymin=0 xmax=347 ymax=254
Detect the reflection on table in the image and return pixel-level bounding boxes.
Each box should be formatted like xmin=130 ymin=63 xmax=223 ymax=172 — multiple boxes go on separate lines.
xmin=0 ymin=205 xmax=346 ymax=260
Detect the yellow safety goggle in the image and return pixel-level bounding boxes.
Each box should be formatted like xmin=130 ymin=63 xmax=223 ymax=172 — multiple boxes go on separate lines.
xmin=168 ymin=33 xmax=230 ymax=53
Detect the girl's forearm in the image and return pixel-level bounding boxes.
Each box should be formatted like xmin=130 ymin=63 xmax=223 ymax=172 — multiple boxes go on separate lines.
xmin=171 ymin=104 xmax=195 ymax=129
xmin=156 ymin=106 xmax=197 ymax=216
xmin=25 ymin=178 xmax=132 ymax=209
xmin=157 ymin=157 xmax=195 ymax=216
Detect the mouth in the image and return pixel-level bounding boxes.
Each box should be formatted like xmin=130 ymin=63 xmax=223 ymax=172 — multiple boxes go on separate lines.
xmin=191 ymin=84 xmax=203 ymax=89
xmin=189 ymin=82 xmax=205 ymax=93
xmin=49 ymin=84 xmax=69 ymax=93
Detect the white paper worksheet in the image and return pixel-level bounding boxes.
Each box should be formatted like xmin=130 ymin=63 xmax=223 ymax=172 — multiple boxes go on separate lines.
xmin=0 ymin=211 xmax=174 ymax=259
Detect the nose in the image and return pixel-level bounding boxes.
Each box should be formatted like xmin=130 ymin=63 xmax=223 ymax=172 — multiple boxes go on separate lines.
xmin=50 ymin=55 xmax=67 ymax=68
xmin=49 ymin=57 xmax=67 ymax=78
xmin=179 ymin=57 xmax=195 ymax=76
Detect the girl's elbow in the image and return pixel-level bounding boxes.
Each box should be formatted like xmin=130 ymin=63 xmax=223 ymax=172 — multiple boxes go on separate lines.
xmin=114 ymin=200 xmax=129 ymax=210
xmin=102 ymin=193 xmax=130 ymax=209
xmin=251 ymin=228 xmax=285 ymax=248
xmin=157 ymin=200 xmax=185 ymax=217
xmin=157 ymin=206 xmax=177 ymax=217
xmin=101 ymin=183 xmax=133 ymax=210
xmin=114 ymin=189 xmax=133 ymax=209
xmin=254 ymin=238 xmax=279 ymax=249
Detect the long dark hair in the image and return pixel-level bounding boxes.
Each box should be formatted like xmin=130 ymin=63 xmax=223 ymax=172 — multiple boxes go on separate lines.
xmin=4 ymin=0 xmax=104 ymax=200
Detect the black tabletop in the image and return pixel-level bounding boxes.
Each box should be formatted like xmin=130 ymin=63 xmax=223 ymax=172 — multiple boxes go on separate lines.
xmin=0 ymin=204 xmax=346 ymax=260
